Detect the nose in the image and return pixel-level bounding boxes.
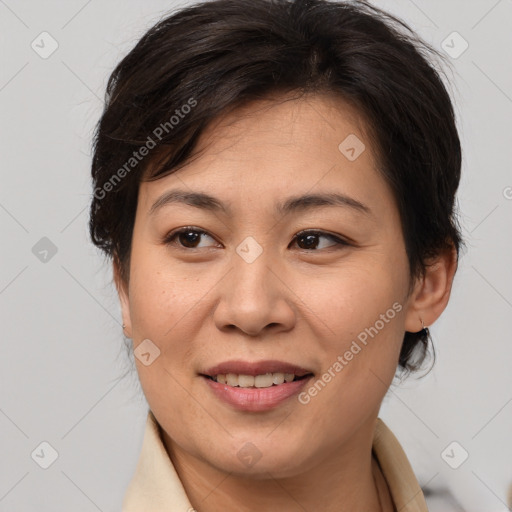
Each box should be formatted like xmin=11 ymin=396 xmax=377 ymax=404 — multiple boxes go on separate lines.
xmin=213 ymin=243 xmax=296 ymax=338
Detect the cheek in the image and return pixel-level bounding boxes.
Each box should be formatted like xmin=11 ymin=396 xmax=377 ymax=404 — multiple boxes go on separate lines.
xmin=299 ymin=258 xmax=406 ymax=341
xmin=295 ymin=255 xmax=407 ymax=408
xmin=299 ymin=274 xmax=405 ymax=430
xmin=127 ymin=259 xmax=202 ymax=420
xmin=128 ymin=245 xmax=202 ymax=336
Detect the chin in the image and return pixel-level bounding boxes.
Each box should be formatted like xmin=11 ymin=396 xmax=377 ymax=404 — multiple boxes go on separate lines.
xmin=201 ymin=436 xmax=314 ymax=479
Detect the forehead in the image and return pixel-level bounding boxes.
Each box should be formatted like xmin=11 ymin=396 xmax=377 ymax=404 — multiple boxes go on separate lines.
xmin=138 ymin=92 xmax=393 ymax=219
xmin=196 ymin=92 xmax=375 ymax=161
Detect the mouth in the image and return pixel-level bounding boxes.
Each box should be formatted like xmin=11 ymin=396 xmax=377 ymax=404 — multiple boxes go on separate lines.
xmin=200 ymin=360 xmax=314 ymax=386
xmin=199 ymin=360 xmax=314 ymax=411
xmin=202 ymin=372 xmax=312 ymax=388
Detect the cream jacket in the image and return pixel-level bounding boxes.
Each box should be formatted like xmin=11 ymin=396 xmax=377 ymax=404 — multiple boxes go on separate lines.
xmin=122 ymin=410 xmax=428 ymax=511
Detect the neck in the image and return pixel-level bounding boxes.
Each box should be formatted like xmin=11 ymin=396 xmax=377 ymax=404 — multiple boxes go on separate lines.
xmin=162 ymin=419 xmax=392 ymax=512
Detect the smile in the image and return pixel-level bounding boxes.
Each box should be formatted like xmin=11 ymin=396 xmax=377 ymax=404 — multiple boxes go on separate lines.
xmin=200 ymin=360 xmax=314 ymax=412
xmin=206 ymin=372 xmax=311 ymax=388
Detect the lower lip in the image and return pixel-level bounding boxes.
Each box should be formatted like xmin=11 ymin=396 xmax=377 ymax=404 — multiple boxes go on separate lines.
xmin=202 ymin=375 xmax=313 ymax=412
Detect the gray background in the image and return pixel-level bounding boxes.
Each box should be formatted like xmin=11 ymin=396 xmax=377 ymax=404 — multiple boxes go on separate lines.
xmin=1 ymin=0 xmax=511 ymax=510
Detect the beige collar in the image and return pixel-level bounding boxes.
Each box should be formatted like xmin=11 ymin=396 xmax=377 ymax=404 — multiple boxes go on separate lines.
xmin=373 ymin=418 xmax=428 ymax=511
xmin=122 ymin=410 xmax=428 ymax=511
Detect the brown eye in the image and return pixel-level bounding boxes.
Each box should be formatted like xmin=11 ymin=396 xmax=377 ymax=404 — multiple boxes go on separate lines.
xmin=164 ymin=228 xmax=218 ymax=249
xmin=163 ymin=228 xmax=350 ymax=251
xmin=292 ymin=230 xmax=349 ymax=251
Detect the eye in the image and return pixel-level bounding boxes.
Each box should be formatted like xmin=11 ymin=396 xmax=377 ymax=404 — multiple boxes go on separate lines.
xmin=162 ymin=227 xmax=351 ymax=251
xmin=163 ymin=227 xmax=219 ymax=249
xmin=290 ymin=230 xmax=350 ymax=251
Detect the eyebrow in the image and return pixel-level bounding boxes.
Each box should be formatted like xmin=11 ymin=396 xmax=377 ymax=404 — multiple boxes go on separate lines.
xmin=149 ymin=189 xmax=372 ymax=217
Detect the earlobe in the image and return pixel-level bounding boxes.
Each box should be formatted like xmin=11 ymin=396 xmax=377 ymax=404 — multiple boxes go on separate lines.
xmin=404 ymin=245 xmax=458 ymax=333
xmin=113 ymin=259 xmax=132 ymax=338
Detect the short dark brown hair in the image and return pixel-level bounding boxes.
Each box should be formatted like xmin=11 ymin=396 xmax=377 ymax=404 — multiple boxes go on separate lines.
xmin=89 ymin=0 xmax=464 ymax=374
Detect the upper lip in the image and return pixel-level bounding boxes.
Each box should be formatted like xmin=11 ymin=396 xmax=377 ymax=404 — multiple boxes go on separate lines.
xmin=201 ymin=360 xmax=314 ymax=377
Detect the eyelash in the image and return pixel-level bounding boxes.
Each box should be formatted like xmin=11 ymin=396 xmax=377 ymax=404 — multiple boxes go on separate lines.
xmin=162 ymin=226 xmax=351 ymax=252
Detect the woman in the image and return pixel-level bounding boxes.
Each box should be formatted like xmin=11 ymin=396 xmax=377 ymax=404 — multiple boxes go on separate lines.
xmin=89 ymin=0 xmax=462 ymax=510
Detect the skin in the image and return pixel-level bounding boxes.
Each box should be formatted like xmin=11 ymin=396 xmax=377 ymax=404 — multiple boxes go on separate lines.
xmin=115 ymin=92 xmax=457 ymax=511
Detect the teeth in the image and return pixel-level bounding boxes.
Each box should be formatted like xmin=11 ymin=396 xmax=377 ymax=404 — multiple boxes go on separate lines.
xmin=238 ymin=375 xmax=255 ymax=387
xmin=254 ymin=373 xmax=273 ymax=388
xmin=212 ymin=372 xmax=303 ymax=388
xmin=226 ymin=373 xmax=238 ymax=386
xmin=272 ymin=373 xmax=285 ymax=385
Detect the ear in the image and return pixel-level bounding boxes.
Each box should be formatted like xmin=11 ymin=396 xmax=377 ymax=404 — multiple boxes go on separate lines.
xmin=404 ymin=244 xmax=458 ymax=332
xmin=113 ymin=258 xmax=132 ymax=338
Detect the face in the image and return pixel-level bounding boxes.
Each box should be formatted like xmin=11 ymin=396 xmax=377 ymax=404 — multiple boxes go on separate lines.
xmin=117 ymin=93 xmax=421 ymax=478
